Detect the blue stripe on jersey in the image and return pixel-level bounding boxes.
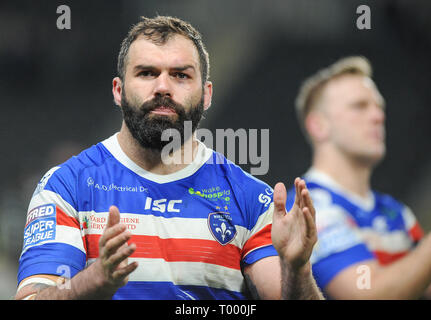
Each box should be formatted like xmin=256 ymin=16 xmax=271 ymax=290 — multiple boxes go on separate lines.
xmin=242 ymin=245 xmax=278 ymax=266
xmin=17 ymin=243 xmax=86 ymax=283
xmin=311 ymin=243 xmax=374 ymax=290
xmin=305 ymin=182 xmax=407 ymax=231
xmin=112 ymin=281 xmax=245 ymax=300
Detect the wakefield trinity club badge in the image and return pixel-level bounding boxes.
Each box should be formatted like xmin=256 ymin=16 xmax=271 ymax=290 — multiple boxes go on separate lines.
xmin=208 ymin=211 xmax=237 ymax=245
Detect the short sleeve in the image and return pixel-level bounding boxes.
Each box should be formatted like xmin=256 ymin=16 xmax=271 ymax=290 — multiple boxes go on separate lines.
xmin=240 ymin=183 xmax=278 ymax=266
xmin=241 ymin=203 xmax=278 ymax=265
xmin=17 ymin=166 xmax=87 ymax=284
xmin=401 ymin=205 xmax=424 ymax=244
xmin=307 ymin=188 xmax=375 ymax=289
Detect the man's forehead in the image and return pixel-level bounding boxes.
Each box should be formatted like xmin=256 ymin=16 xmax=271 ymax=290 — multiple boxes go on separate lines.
xmin=127 ymin=34 xmax=200 ymax=69
xmin=325 ymin=74 xmax=382 ymax=101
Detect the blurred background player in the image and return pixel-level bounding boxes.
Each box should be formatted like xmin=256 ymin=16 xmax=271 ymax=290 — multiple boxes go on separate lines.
xmin=289 ymin=56 xmax=431 ymax=299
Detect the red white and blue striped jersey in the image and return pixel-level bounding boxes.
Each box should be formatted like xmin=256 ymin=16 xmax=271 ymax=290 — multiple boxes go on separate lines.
xmin=18 ymin=133 xmax=277 ymax=299
xmin=287 ymin=168 xmax=424 ymax=294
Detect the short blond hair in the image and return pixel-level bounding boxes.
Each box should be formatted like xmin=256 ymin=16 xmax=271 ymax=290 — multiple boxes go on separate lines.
xmin=295 ymin=56 xmax=372 ymax=137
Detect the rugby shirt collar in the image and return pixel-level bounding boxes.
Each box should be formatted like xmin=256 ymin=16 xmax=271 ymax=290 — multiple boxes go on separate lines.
xmin=305 ymin=167 xmax=375 ymax=212
xmin=102 ymin=132 xmax=213 ymax=184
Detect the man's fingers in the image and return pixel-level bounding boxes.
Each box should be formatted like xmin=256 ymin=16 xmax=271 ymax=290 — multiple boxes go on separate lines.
xmin=99 ymin=223 xmax=127 ymax=248
xmin=102 ymin=230 xmax=132 ymax=258
xmin=298 ymin=183 xmax=317 ymax=238
xmin=99 ymin=205 xmax=125 ymax=248
xmin=107 ymin=205 xmax=121 ymax=228
xmin=301 ymin=188 xmax=316 ymax=221
xmin=273 ymin=182 xmax=287 ymax=216
xmin=303 ymin=207 xmax=317 ymax=240
xmin=106 ymin=242 xmax=136 ymax=270
xmin=112 ymin=261 xmax=139 ymax=282
xmin=295 ymin=177 xmax=307 ymax=208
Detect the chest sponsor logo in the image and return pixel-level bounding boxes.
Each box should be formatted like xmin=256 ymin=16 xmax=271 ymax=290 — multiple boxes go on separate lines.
xmin=86 ymin=177 xmax=149 ymax=193
xmin=145 ymin=197 xmax=182 ymax=213
xmin=23 ymin=204 xmax=56 ymax=249
xmin=208 ymin=211 xmax=237 ymax=245
xmin=188 ymin=186 xmax=231 ymax=204
xmin=81 ymin=214 xmax=140 ymax=231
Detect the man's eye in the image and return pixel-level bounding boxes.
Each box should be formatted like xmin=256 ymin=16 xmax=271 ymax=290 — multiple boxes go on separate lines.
xmin=352 ymin=101 xmax=368 ymax=109
xmin=138 ymin=71 xmax=155 ymax=77
xmin=174 ymin=72 xmax=189 ymax=79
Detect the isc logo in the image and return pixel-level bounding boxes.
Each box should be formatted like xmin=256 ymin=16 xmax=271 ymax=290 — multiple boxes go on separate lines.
xmin=144 ymin=197 xmax=182 ymax=213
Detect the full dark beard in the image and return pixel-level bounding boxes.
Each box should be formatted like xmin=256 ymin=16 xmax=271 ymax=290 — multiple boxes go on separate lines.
xmin=121 ymin=91 xmax=204 ymax=151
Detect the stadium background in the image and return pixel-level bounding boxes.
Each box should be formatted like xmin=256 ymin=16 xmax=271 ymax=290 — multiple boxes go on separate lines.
xmin=0 ymin=0 xmax=430 ymax=299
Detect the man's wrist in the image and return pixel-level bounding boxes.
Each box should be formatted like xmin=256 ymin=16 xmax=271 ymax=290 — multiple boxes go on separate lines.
xmin=83 ymin=260 xmax=118 ymax=299
xmin=279 ymin=259 xmax=323 ymax=300
xmin=280 ymin=257 xmax=312 ymax=278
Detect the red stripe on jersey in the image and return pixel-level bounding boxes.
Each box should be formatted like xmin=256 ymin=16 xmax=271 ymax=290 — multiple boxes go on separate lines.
xmin=408 ymin=222 xmax=424 ymax=242
xmin=85 ymin=234 xmax=241 ymax=270
xmin=85 ymin=234 xmax=99 ymax=259
xmin=374 ymin=250 xmax=408 ymax=265
xmin=241 ymin=224 xmax=272 ymax=260
xmin=82 ymin=236 xmax=88 ymax=253
xmin=56 ymin=206 xmax=80 ymax=229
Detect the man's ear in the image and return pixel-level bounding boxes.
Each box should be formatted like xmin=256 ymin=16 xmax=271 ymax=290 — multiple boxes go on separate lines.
xmin=112 ymin=77 xmax=123 ymax=107
xmin=305 ymin=111 xmax=330 ymax=143
xmin=203 ymin=81 xmax=213 ymax=111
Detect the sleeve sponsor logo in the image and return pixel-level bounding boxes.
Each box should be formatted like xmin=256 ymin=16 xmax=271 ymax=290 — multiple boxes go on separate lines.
xmin=23 ymin=204 xmax=57 ymax=249
xmin=26 ymin=204 xmax=56 ymax=226
xmin=258 ymin=188 xmax=273 ymax=207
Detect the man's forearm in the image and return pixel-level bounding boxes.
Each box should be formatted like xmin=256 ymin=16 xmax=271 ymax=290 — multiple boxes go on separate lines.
xmin=280 ymin=260 xmax=324 ymax=300
xmin=33 ymin=262 xmax=117 ymax=300
xmin=366 ymin=234 xmax=431 ymax=299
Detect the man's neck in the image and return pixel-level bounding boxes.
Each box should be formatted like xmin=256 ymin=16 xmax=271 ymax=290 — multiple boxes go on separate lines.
xmin=117 ymin=122 xmax=199 ymax=175
xmin=312 ymin=148 xmax=373 ymax=198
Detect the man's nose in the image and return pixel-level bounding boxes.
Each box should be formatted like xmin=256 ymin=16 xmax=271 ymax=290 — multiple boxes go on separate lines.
xmin=371 ymin=103 xmax=385 ymax=124
xmin=153 ymin=72 xmax=172 ymax=97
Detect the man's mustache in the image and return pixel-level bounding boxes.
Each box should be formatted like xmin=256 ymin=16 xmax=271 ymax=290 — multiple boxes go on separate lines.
xmin=139 ymin=96 xmax=185 ymax=115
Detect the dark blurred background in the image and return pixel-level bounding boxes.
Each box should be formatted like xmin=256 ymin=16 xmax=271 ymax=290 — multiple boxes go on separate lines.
xmin=1 ymin=0 xmax=430 ymax=298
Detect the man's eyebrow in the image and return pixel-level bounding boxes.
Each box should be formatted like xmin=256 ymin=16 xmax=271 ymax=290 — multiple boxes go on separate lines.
xmin=171 ymin=65 xmax=196 ymax=72
xmin=133 ymin=64 xmax=196 ymax=73
xmin=133 ymin=65 xmax=157 ymax=72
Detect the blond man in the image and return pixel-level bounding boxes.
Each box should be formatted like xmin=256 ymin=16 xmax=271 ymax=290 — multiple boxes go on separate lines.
xmin=289 ymin=56 xmax=431 ymax=299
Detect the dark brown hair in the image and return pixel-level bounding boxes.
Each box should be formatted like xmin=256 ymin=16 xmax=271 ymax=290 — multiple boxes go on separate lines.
xmin=117 ymin=16 xmax=210 ymax=85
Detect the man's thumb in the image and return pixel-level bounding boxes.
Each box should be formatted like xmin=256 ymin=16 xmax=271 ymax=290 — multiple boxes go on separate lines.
xmin=273 ymin=182 xmax=287 ymax=216
xmin=107 ymin=205 xmax=121 ymax=227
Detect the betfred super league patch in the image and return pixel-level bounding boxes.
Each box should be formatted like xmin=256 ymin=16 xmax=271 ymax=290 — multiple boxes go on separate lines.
xmin=208 ymin=211 xmax=237 ymax=245
xmin=23 ymin=204 xmax=57 ymax=249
